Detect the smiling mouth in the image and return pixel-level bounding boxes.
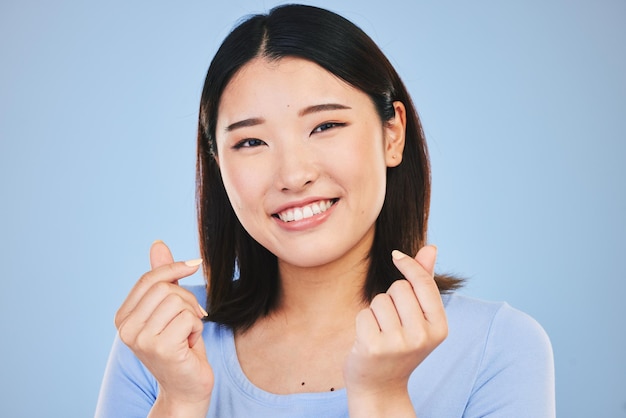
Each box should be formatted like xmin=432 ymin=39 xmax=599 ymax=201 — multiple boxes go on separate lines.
xmin=273 ymin=199 xmax=338 ymax=222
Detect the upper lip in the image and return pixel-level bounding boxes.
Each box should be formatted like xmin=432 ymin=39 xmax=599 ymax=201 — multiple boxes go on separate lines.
xmin=271 ymin=197 xmax=337 ymax=216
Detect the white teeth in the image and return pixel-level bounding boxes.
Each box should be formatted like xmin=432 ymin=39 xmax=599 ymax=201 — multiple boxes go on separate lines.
xmin=311 ymin=202 xmax=321 ymax=214
xmin=277 ymin=200 xmax=334 ymax=222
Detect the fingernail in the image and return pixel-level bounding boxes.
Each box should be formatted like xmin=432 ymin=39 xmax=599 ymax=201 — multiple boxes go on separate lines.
xmin=152 ymin=239 xmax=164 ymax=245
xmin=391 ymin=250 xmax=407 ymax=260
xmin=198 ymin=304 xmax=209 ymax=318
xmin=184 ymin=258 xmax=203 ymax=267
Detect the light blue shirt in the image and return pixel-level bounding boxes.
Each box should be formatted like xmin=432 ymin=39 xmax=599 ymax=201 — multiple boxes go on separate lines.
xmin=95 ymin=287 xmax=555 ymax=417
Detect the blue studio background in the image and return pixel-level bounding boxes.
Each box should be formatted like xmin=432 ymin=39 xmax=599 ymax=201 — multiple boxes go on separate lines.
xmin=1 ymin=0 xmax=624 ymax=416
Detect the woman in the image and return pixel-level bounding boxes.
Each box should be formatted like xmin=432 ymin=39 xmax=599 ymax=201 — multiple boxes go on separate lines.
xmin=96 ymin=5 xmax=555 ymax=417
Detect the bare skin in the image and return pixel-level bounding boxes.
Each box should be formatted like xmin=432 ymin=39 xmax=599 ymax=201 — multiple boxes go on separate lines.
xmin=235 ymin=312 xmax=357 ymax=394
xmin=235 ymin=240 xmax=368 ymax=395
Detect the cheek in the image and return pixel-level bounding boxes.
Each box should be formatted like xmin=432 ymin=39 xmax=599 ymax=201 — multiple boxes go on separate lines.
xmin=333 ymin=132 xmax=387 ymax=186
xmin=331 ymin=146 xmax=387 ymax=212
xmin=348 ymin=143 xmax=388 ymax=210
xmin=219 ymin=161 xmax=261 ymax=211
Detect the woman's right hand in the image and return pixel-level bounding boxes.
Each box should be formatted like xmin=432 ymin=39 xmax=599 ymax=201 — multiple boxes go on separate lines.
xmin=114 ymin=241 xmax=213 ymax=417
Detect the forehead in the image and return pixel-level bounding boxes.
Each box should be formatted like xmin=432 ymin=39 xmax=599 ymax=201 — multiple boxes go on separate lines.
xmin=225 ymin=56 xmax=349 ymax=95
xmin=217 ymin=57 xmax=366 ymax=123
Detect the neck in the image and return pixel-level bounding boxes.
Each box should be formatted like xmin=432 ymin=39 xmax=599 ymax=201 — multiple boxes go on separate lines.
xmin=272 ymin=250 xmax=369 ymax=331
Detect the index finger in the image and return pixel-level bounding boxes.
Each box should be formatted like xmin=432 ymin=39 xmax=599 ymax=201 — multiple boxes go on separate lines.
xmin=391 ymin=246 xmax=445 ymax=326
xmin=115 ymin=256 xmax=202 ymax=328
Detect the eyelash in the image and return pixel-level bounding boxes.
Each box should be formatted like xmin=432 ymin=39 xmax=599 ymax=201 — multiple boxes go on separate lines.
xmin=232 ymin=138 xmax=266 ymax=149
xmin=311 ymin=121 xmax=346 ymax=134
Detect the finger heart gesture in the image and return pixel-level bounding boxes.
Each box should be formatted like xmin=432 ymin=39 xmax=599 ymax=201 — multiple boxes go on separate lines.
xmin=344 ymin=245 xmax=447 ymax=416
xmin=114 ymin=241 xmax=214 ymax=416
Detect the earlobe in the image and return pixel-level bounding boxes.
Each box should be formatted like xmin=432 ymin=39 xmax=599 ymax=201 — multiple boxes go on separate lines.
xmin=385 ymin=101 xmax=407 ymax=167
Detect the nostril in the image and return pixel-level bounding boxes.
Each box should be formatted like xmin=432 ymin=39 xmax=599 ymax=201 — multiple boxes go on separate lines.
xmin=276 ymin=156 xmax=319 ymax=191
xmin=280 ymin=176 xmax=315 ymax=192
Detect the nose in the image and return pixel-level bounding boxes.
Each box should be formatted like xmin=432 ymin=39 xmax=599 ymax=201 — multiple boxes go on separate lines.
xmin=275 ymin=142 xmax=319 ymax=192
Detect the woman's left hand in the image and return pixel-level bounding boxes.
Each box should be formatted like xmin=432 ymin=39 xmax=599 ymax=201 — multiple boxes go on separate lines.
xmin=343 ymin=245 xmax=447 ymax=417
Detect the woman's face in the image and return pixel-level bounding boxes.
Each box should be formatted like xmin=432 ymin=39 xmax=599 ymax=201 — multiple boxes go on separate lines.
xmin=215 ymin=57 xmax=405 ymax=269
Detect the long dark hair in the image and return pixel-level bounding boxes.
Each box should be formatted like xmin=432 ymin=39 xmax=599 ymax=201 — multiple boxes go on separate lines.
xmin=197 ymin=4 xmax=462 ymax=331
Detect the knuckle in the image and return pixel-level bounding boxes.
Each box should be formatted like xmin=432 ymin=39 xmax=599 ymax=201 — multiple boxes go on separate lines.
xmin=363 ymin=341 xmax=385 ymax=358
xmin=388 ymin=279 xmax=413 ymax=295
xmin=177 ymin=288 xmax=197 ymax=305
xmin=152 ymin=339 xmax=170 ymax=359
xmin=356 ymin=308 xmax=370 ymax=320
xmin=163 ymin=292 xmax=185 ymax=307
xmin=398 ymin=279 xmax=414 ymax=292
xmin=388 ymin=333 xmax=408 ymax=351
xmin=180 ymin=308 xmax=200 ymax=325
xmin=152 ymin=280 xmax=172 ymax=295
xmin=370 ymin=293 xmax=391 ymax=308
xmin=136 ymin=271 xmax=152 ymax=288
xmin=408 ymin=333 xmax=428 ymax=350
xmin=134 ymin=330 xmax=153 ymax=353
xmin=117 ymin=322 xmax=135 ymax=346
xmin=179 ymin=308 xmax=195 ymax=320
xmin=404 ymin=323 xmax=428 ymax=345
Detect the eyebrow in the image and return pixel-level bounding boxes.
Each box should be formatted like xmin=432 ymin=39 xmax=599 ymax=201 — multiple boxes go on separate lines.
xmin=225 ymin=117 xmax=265 ymax=132
xmin=224 ymin=103 xmax=351 ymax=133
xmin=298 ymin=103 xmax=352 ymax=116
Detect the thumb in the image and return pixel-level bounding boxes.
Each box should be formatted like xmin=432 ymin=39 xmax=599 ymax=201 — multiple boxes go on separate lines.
xmin=414 ymin=244 xmax=437 ymax=276
xmin=150 ymin=240 xmax=175 ymax=270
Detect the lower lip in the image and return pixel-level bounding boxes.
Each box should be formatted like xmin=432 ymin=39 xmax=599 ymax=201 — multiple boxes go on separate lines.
xmin=273 ymin=201 xmax=338 ymax=232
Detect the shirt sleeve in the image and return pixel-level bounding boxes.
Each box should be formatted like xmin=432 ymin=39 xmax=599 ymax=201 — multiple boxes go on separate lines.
xmin=94 ymin=334 xmax=158 ymax=418
xmin=463 ymin=304 xmax=556 ymax=418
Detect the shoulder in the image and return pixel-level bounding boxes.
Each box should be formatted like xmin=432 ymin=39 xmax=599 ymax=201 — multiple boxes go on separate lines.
xmin=95 ymin=333 xmax=159 ymax=416
xmin=439 ymin=293 xmax=555 ymax=417
xmin=444 ymin=293 xmax=550 ymax=340
xmin=443 ymin=293 xmax=552 ymax=358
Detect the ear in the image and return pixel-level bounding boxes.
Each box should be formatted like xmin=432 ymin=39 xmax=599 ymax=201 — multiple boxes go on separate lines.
xmin=384 ymin=101 xmax=406 ymax=167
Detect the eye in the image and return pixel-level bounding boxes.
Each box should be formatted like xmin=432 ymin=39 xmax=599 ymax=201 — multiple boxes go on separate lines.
xmin=311 ymin=122 xmax=346 ymax=135
xmin=232 ymin=138 xmax=266 ymax=149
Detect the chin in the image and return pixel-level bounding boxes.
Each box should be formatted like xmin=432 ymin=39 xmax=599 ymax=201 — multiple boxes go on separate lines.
xmin=274 ymin=243 xmax=368 ymax=271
